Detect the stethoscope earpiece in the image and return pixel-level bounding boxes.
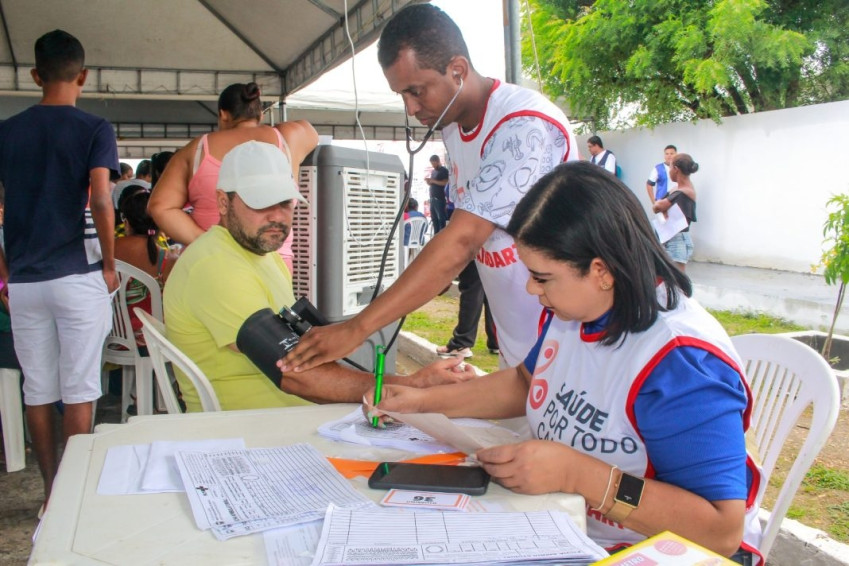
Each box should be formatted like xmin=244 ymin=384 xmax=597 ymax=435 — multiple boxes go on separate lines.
xmin=404 ymin=76 xmax=465 ymax=156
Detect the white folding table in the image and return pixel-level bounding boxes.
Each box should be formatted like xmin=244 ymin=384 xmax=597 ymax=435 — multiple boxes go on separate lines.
xmin=29 ymin=403 xmax=586 ymax=565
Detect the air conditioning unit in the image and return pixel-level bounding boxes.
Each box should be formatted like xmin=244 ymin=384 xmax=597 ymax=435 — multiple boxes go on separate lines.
xmin=292 ymin=145 xmax=405 ymax=372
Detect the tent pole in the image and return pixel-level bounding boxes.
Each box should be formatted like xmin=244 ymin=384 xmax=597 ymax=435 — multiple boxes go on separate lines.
xmin=503 ymin=0 xmax=521 ymax=84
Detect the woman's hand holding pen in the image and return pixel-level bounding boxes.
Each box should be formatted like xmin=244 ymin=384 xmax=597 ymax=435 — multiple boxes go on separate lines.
xmin=363 ymin=384 xmax=427 ymax=427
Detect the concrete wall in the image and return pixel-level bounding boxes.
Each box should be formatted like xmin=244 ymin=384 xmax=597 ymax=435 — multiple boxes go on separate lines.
xmin=583 ymin=100 xmax=849 ymax=273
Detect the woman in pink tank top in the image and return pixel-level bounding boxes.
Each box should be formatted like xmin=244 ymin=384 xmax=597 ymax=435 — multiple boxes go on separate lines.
xmin=149 ymin=82 xmax=318 ymax=271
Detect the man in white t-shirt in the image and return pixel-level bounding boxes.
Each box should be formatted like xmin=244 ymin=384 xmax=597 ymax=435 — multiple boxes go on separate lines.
xmin=645 ymin=144 xmax=677 ymax=204
xmin=281 ymin=3 xmax=578 ymax=372
xmin=587 ymin=135 xmax=616 ymax=175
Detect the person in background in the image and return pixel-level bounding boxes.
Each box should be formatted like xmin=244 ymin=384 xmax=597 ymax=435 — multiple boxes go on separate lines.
xmin=653 ymin=153 xmax=698 ymax=271
xmin=118 ymin=162 xmax=133 ymax=181
xmin=403 ymin=197 xmax=426 ymax=246
xmin=645 ymin=144 xmax=677 ymax=204
xmin=282 ymin=4 xmax=579 ymax=374
xmin=148 ymin=82 xmax=317 ymax=274
xmin=150 ymin=151 xmax=174 ymax=188
xmin=366 ymin=162 xmax=762 ymax=565
xmin=0 ymin=29 xmax=118 ymax=508
xmin=111 ymin=159 xmax=151 ymax=211
xmin=425 ymin=154 xmax=449 ymax=234
xmin=587 ymin=135 xmax=616 ymax=175
xmin=164 ymin=142 xmax=475 ymax=412
xmin=444 ymin=178 xmax=455 ymax=221
xmin=113 ymin=183 xmax=149 ymax=238
xmin=436 ymin=260 xmax=498 ymax=359
xmin=115 ymin=190 xmax=179 ymax=345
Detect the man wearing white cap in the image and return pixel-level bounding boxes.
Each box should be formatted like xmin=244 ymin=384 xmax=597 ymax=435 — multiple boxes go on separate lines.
xmin=164 ymin=141 xmax=474 ymax=412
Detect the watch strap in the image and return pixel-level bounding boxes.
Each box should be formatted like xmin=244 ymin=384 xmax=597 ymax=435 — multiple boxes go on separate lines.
xmin=605 ymin=498 xmax=636 ymax=523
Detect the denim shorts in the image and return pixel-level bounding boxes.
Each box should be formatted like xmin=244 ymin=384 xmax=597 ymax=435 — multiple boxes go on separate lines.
xmin=665 ymin=231 xmax=693 ymax=264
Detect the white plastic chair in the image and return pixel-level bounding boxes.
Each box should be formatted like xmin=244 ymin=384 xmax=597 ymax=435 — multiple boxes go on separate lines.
xmin=732 ymin=333 xmax=840 ymax=559
xmin=134 ymin=308 xmax=221 ymax=412
xmin=0 ymin=367 xmax=24 ymax=472
xmin=102 ymin=260 xmax=162 ymax=421
xmin=403 ymin=216 xmax=428 ymax=269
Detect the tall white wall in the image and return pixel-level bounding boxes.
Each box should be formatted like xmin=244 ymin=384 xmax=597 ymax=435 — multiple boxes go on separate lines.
xmin=584 ymin=100 xmax=849 ymax=273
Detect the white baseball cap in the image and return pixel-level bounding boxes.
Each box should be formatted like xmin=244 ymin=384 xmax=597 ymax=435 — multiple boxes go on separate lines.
xmin=217 ymin=140 xmax=307 ymax=209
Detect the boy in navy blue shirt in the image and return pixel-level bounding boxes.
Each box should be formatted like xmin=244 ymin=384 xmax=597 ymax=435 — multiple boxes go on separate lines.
xmin=0 ymin=29 xmax=118 ymax=509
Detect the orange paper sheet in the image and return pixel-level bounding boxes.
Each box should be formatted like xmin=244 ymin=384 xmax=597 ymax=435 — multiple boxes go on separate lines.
xmin=327 ymin=452 xmax=468 ymax=479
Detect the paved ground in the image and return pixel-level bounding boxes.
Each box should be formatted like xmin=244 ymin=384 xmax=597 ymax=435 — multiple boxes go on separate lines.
xmin=0 ymin=388 xmax=123 ymax=565
xmin=687 ymin=261 xmax=847 ymax=333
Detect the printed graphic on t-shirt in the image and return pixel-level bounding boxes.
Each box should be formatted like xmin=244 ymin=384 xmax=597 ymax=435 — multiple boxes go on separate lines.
xmin=531 ymin=338 xmax=640 ymax=457
xmin=450 ymin=118 xmax=566 ymax=227
xmin=83 ymin=209 xmax=103 ymax=266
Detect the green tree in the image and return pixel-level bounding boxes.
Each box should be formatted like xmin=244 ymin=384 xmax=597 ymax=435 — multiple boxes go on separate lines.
xmin=820 ymin=194 xmax=849 ymax=362
xmin=523 ymin=0 xmax=849 ymax=129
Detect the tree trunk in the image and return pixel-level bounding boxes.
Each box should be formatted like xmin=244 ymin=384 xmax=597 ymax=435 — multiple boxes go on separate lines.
xmin=823 ymin=281 xmax=846 ymax=363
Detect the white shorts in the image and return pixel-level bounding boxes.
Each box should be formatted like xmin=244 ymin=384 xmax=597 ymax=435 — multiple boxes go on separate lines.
xmin=9 ymin=271 xmax=112 ymax=405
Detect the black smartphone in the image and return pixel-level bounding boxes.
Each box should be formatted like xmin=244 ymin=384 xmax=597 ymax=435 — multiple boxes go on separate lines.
xmin=368 ymin=462 xmax=490 ymax=495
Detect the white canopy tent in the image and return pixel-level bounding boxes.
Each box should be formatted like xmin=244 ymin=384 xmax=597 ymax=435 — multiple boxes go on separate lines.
xmin=0 ymin=0 xmax=433 ymax=155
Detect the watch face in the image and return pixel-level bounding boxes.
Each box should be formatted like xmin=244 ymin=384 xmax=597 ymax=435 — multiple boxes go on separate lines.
xmin=617 ymin=473 xmax=645 ymax=506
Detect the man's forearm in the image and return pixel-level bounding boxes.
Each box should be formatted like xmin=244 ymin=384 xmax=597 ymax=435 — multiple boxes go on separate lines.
xmin=354 ymin=228 xmax=479 ymax=340
xmin=281 ymin=361 xmax=413 ymax=403
xmin=281 ymin=357 xmax=461 ymax=403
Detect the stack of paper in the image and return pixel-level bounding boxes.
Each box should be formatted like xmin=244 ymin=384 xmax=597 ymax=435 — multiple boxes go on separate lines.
xmin=309 ymin=504 xmax=608 ymax=565
xmin=175 ymin=443 xmax=375 ymax=540
xmin=318 ymin=408 xmax=521 ymax=454
xmin=97 ymin=438 xmax=246 ymax=495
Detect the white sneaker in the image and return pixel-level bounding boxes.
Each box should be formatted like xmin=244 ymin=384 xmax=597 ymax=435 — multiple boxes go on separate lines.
xmin=436 ymin=346 xmax=473 ymax=358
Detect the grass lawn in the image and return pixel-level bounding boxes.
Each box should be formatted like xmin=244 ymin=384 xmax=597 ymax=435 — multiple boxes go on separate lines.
xmin=404 ymin=295 xmax=849 ymax=542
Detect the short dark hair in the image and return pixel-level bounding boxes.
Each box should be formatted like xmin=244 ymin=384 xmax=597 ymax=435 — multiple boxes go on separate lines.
xmin=135 ymin=159 xmax=152 ymax=178
xmin=218 ymin=82 xmax=262 ymax=121
xmin=587 ymin=135 xmax=603 ymax=148
xmin=665 ymin=144 xmax=677 ymax=152
xmin=120 ymin=162 xmax=133 ymax=176
xmin=672 ymin=153 xmax=699 ymax=175
xmin=506 ymin=162 xmax=691 ymax=346
xmin=377 ymin=4 xmax=470 ymax=72
xmin=407 ymin=197 xmax=419 ymax=210
xmin=34 ymin=29 xmax=85 ymax=83
xmin=429 ymin=155 xmax=440 ymax=162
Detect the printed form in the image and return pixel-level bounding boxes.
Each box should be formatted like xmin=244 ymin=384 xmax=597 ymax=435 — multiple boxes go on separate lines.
xmin=175 ymin=443 xmax=374 ymax=540
xmin=310 ymin=504 xmax=608 ymax=565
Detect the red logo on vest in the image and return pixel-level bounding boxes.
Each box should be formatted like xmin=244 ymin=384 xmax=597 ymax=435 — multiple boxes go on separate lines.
xmin=476 ymin=244 xmax=518 ymax=268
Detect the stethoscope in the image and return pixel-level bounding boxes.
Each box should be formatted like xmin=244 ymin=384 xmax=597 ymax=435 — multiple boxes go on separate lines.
xmin=371 ymin=76 xmax=466 ymax=350
xmin=404 ymin=76 xmax=465 ymax=156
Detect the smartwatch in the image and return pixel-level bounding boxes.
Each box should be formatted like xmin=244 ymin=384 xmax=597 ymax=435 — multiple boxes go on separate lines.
xmin=605 ymin=471 xmax=645 ymax=523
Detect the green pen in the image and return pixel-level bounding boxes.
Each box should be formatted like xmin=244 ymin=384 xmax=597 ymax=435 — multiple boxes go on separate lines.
xmin=371 ymin=345 xmax=386 ymax=428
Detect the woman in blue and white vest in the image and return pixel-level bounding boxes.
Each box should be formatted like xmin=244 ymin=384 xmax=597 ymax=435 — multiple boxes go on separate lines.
xmin=367 ymin=162 xmax=763 ymax=564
